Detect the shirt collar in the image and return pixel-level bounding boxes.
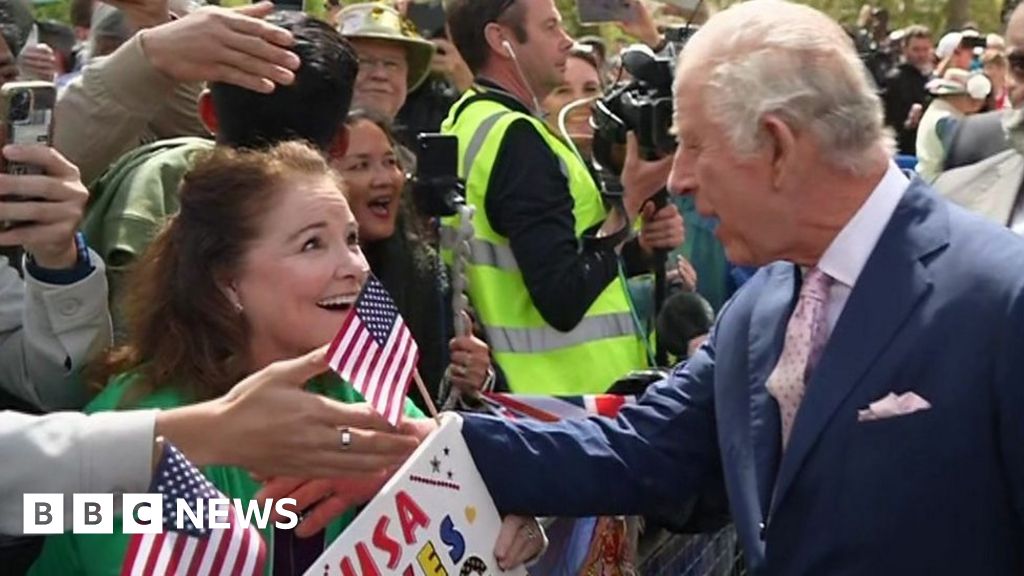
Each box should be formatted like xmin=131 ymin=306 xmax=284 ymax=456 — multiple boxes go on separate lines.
xmin=817 ymin=161 xmax=909 ymax=288
xmin=474 ymin=77 xmax=532 ymax=116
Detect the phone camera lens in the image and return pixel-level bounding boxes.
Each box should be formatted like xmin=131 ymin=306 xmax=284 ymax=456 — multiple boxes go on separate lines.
xmin=10 ymin=90 xmax=31 ymax=123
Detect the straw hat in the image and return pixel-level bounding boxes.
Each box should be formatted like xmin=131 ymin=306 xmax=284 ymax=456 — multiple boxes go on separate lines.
xmin=339 ymin=3 xmax=436 ymax=92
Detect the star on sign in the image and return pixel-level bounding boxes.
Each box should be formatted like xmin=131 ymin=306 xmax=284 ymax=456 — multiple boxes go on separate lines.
xmin=430 ymin=456 xmax=441 ymax=474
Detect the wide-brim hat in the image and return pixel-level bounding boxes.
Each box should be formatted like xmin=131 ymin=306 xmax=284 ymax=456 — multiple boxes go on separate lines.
xmin=339 ymin=3 xmax=436 ymax=92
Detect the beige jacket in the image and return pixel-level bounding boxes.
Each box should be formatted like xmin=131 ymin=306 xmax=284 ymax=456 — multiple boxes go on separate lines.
xmin=933 ymin=108 xmax=1024 ymax=229
xmin=933 ymin=148 xmax=1023 ymax=227
xmin=0 ymin=251 xmax=112 ymax=411
xmin=55 ymin=33 xmax=208 ymax=186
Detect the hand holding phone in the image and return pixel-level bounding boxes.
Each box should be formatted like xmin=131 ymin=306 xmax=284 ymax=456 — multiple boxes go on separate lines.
xmin=0 ymin=81 xmax=54 ymax=233
xmin=0 ymin=145 xmax=90 ymax=269
xmin=0 ymin=82 xmax=88 ymax=269
xmin=576 ymin=0 xmax=637 ymax=25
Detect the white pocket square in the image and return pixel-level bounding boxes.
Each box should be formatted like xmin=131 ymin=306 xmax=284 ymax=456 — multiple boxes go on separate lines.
xmin=857 ymin=392 xmax=931 ymax=422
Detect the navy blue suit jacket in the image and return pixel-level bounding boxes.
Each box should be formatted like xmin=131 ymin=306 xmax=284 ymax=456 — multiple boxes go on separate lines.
xmin=462 ymin=180 xmax=1024 ymax=575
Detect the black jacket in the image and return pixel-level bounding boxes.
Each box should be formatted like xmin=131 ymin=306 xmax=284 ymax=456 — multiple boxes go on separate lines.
xmin=883 ymin=62 xmax=931 ymax=155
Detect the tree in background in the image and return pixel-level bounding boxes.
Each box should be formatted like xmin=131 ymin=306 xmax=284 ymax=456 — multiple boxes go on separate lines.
xmin=13 ymin=0 xmax=1021 ymax=57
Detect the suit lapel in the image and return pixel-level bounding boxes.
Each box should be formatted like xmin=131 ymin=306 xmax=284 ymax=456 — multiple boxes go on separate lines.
xmin=747 ymin=264 xmax=797 ymax=514
xmin=769 ymin=181 xmax=949 ymax=518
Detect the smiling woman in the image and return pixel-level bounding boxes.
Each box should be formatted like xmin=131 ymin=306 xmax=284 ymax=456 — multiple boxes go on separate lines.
xmin=100 ymin=141 xmax=380 ymax=400
xmin=542 ymin=45 xmax=603 ymax=158
xmin=335 ymin=109 xmax=497 ymax=409
xmin=26 ymin=141 xmax=426 ymax=576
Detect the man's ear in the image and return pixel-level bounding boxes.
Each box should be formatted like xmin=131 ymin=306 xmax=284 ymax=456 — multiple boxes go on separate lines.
xmin=197 ymin=90 xmax=219 ymax=136
xmin=483 ymin=22 xmax=511 ymax=61
xmin=329 ymin=126 xmax=350 ymax=161
xmin=761 ymin=114 xmax=797 ymax=191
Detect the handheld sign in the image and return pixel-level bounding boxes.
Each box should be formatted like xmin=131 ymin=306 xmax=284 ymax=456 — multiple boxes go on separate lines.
xmin=305 ymin=417 xmax=526 ymax=576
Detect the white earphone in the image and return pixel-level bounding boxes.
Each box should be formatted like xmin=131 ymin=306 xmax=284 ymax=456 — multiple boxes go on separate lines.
xmin=498 ymin=37 xmax=545 ymax=117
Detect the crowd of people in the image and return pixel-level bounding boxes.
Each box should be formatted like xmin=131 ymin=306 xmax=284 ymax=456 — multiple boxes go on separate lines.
xmin=864 ymin=4 xmax=1016 ymax=178
xmin=1 ymin=0 xmax=1023 ymax=574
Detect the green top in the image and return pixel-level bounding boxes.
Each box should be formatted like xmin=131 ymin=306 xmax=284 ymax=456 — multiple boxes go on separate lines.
xmin=29 ymin=370 xmax=423 ymax=576
xmin=81 ymin=137 xmax=214 ymax=340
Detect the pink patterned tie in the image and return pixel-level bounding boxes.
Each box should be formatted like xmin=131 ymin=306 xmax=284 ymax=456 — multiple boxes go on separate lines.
xmin=765 ymin=267 xmax=833 ymax=449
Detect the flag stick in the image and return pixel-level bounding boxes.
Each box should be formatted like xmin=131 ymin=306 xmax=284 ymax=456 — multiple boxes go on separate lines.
xmin=413 ymin=370 xmax=442 ymax=424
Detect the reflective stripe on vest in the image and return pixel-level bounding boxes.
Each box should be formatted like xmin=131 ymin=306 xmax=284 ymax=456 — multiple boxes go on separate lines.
xmin=486 ymin=312 xmax=638 ymax=354
xmin=464 ymin=112 xmax=509 ymax=171
xmin=462 ymin=109 xmax=569 ymax=181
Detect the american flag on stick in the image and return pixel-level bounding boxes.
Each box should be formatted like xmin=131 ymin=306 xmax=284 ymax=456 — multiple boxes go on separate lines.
xmin=121 ymin=442 xmax=266 ymax=576
xmin=327 ymin=274 xmax=420 ymax=425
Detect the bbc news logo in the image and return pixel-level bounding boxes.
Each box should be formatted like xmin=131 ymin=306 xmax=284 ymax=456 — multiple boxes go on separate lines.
xmin=23 ymin=494 xmax=299 ymax=534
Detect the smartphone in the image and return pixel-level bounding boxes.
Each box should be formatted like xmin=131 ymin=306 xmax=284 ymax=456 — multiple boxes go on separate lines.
xmin=412 ymin=133 xmax=460 ymax=217
xmin=576 ymin=0 xmax=636 ymax=25
xmin=655 ymin=0 xmax=701 ymax=10
xmin=271 ymin=0 xmax=304 ymax=12
xmin=961 ymin=35 xmax=987 ymax=51
xmin=416 ymin=133 xmax=458 ymax=180
xmin=0 ymin=81 xmax=55 ymax=232
xmin=407 ymin=0 xmax=446 ymax=39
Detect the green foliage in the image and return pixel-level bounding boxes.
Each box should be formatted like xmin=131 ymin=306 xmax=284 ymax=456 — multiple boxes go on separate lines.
xmin=714 ymin=0 xmax=1005 ymax=35
xmin=31 ymin=0 xmax=72 ymax=24
xmin=20 ymin=0 xmax=1014 ymax=41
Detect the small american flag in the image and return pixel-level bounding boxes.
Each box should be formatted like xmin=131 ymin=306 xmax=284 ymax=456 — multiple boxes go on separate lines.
xmin=327 ymin=275 xmax=419 ymax=425
xmin=121 ymin=443 xmax=267 ymax=576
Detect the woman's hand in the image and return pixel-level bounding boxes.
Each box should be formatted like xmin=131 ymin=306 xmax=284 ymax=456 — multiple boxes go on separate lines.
xmin=19 ymin=44 xmax=57 ymax=82
xmin=254 ymin=415 xmax=444 ymax=537
xmin=156 ymin=346 xmax=418 ymax=478
xmin=494 ymin=515 xmax=547 ymax=570
xmin=256 ymin=470 xmax=395 ymax=537
xmin=448 ymin=313 xmax=493 ymax=394
xmin=669 ymin=254 xmax=698 ymax=291
xmin=617 ymin=0 xmax=661 ymax=50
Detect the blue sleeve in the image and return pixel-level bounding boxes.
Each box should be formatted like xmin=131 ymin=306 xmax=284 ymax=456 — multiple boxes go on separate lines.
xmin=461 ymin=334 xmax=721 ymax=517
xmin=997 ymin=282 xmax=1024 ymax=534
xmin=24 ymin=232 xmax=94 ymax=285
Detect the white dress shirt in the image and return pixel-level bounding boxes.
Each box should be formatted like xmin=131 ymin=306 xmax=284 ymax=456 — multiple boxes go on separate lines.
xmin=815 ymin=162 xmax=910 ymax=337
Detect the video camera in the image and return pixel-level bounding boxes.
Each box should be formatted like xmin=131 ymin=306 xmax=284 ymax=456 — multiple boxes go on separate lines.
xmin=590 ymin=26 xmax=695 ymax=174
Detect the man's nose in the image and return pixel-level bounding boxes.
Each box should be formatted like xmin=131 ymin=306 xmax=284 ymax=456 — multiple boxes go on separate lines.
xmin=667 ymin=151 xmax=696 ymax=197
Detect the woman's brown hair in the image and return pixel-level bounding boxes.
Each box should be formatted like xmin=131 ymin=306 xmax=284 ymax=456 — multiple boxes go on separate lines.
xmin=95 ymin=141 xmax=342 ymax=404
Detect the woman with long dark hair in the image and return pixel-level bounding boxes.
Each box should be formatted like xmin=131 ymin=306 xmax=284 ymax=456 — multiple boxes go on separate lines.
xmin=336 ymin=109 xmax=494 ymax=407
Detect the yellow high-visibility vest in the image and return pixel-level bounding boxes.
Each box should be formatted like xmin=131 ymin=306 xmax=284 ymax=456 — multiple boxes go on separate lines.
xmin=440 ymin=89 xmax=647 ymax=394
